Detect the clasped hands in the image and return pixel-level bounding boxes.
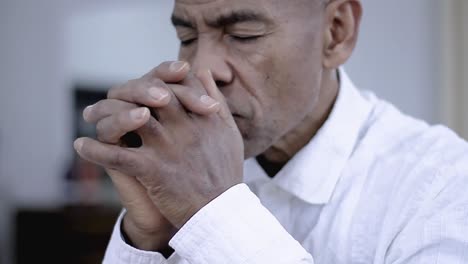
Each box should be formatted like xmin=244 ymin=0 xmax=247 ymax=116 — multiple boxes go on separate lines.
xmin=73 ymin=61 xmax=244 ymax=251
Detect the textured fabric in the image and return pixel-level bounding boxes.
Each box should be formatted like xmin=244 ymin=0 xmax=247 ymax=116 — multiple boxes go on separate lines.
xmin=103 ymin=69 xmax=468 ymax=264
xmin=103 ymin=211 xmax=168 ymax=264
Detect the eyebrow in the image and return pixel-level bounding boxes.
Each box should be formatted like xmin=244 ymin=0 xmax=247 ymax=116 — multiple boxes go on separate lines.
xmin=171 ymin=15 xmax=194 ymax=28
xmin=171 ymin=10 xmax=270 ymax=29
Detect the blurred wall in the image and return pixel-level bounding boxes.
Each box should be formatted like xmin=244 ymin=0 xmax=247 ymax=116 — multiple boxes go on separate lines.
xmin=0 ymin=0 xmax=442 ymax=263
xmin=347 ymin=0 xmax=440 ymax=123
xmin=0 ymin=1 xmax=69 ymax=263
xmin=0 ymin=0 xmax=68 ymax=205
xmin=441 ymin=1 xmax=468 ymax=139
xmin=66 ymin=3 xmax=178 ymax=84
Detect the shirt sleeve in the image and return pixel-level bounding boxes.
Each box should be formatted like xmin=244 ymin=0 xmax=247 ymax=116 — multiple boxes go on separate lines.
xmin=169 ymin=183 xmax=315 ymax=264
xmin=103 ymin=210 xmax=186 ymax=264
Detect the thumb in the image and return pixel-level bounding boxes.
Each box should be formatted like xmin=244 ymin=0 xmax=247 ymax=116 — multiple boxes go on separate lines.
xmin=106 ymin=169 xmax=158 ymax=213
xmin=144 ymin=61 xmax=190 ymax=83
xmin=197 ymin=70 xmax=235 ymax=125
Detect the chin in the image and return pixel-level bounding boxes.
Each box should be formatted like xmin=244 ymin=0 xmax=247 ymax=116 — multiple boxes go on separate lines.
xmin=242 ymin=136 xmax=276 ymax=160
xmin=243 ymin=146 xmax=257 ymax=160
xmin=234 ymin=117 xmax=277 ymax=159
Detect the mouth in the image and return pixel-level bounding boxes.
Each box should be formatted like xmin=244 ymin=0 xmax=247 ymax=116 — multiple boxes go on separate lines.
xmin=227 ymin=103 xmax=244 ymax=119
xmin=232 ymin=113 xmax=247 ymax=124
xmin=231 ymin=114 xmax=248 ymax=134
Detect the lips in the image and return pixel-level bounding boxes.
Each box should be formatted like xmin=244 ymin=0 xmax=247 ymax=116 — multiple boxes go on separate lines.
xmin=232 ymin=116 xmax=249 ymax=138
xmin=227 ymin=104 xmax=251 ymax=125
xmin=227 ymin=102 xmax=244 ymax=119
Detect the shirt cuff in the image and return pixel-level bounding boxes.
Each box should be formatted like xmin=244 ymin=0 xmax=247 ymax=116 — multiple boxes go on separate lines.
xmin=103 ymin=210 xmax=168 ymax=264
xmin=169 ymin=183 xmax=313 ymax=264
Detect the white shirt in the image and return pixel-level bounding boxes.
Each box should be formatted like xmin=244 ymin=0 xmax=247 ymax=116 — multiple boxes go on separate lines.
xmin=103 ymin=69 xmax=468 ymax=264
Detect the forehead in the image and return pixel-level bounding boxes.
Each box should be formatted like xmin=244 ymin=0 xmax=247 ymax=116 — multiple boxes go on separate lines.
xmin=173 ymin=0 xmax=289 ymax=22
xmin=175 ymin=0 xmax=272 ymax=8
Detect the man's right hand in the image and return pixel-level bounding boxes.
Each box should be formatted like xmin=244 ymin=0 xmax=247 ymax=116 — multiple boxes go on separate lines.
xmin=82 ymin=61 xmax=221 ymax=252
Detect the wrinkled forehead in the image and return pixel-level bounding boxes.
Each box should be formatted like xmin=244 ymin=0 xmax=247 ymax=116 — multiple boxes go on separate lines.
xmin=173 ymin=0 xmax=324 ymax=27
xmin=173 ymin=0 xmax=277 ymax=23
xmin=174 ymin=0 xmax=269 ymax=8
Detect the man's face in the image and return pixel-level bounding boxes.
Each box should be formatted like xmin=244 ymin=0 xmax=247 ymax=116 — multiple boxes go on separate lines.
xmin=173 ymin=0 xmax=326 ymax=158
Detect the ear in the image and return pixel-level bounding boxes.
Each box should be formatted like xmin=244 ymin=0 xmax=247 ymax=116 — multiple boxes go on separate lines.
xmin=322 ymin=0 xmax=362 ymax=69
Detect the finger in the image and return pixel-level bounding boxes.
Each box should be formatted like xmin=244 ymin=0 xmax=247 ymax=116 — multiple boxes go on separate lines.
xmin=83 ymin=99 xmax=137 ymax=124
xmin=108 ymin=74 xmax=219 ymax=116
xmin=136 ymin=116 xmax=169 ymax=144
xmin=108 ymin=80 xmax=219 ymax=116
xmin=143 ymin=61 xmax=190 ymax=83
xmin=74 ymin=137 xmax=147 ymax=176
xmin=107 ymin=79 xmax=171 ymax=108
xmin=95 ymin=107 xmax=150 ymax=144
xmin=154 ymin=84 xmax=189 ymax=124
xmin=105 ymin=169 xmax=157 ymax=212
xmin=171 ymin=84 xmax=220 ymax=116
xmin=197 ymin=70 xmax=234 ymax=123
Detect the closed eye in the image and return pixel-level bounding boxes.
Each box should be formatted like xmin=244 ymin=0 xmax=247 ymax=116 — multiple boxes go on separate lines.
xmin=181 ymin=35 xmax=262 ymax=46
xmin=230 ymin=35 xmax=262 ymax=43
xmin=181 ymin=38 xmax=197 ymax=46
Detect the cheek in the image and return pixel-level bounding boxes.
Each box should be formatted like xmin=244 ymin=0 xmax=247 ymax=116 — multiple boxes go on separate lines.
xmin=178 ymin=48 xmax=193 ymax=63
xmin=223 ymin=28 xmax=324 ymax=132
xmin=247 ymin=45 xmax=323 ymax=145
xmin=268 ymin=35 xmax=323 ymax=112
xmin=225 ymin=44 xmax=277 ymax=113
xmin=260 ymin=51 xmax=322 ymax=118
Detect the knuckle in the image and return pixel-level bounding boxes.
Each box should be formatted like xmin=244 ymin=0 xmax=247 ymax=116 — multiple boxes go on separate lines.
xmin=187 ymin=129 xmax=202 ymax=148
xmin=126 ymin=79 xmax=140 ymax=95
xmin=157 ymin=61 xmax=172 ymax=72
xmin=131 ymin=80 xmax=149 ymax=101
xmin=174 ymin=87 xmax=200 ymax=106
xmin=146 ymin=119 xmax=161 ymax=134
xmin=147 ymin=184 xmax=163 ymax=198
xmin=149 ymin=77 xmax=162 ymax=85
xmin=116 ymin=110 xmax=129 ymax=126
xmin=109 ymin=151 xmax=130 ymax=169
xmin=135 ymin=162 xmax=151 ymax=180
xmin=170 ymin=84 xmax=185 ymax=96
xmin=150 ymin=61 xmax=176 ymax=79
xmin=78 ymin=140 xmax=91 ymax=157
xmin=95 ymin=121 xmax=109 ymax=142
xmin=108 ymin=79 xmax=138 ymax=99
xmin=96 ymin=118 xmax=120 ymax=143
xmin=141 ymin=79 xmax=155 ymax=92
xmin=150 ymin=63 xmax=165 ymax=73
xmin=148 ymin=77 xmax=168 ymax=90
xmin=127 ymin=78 xmax=139 ymax=87
xmin=116 ymin=111 xmax=136 ymax=132
xmin=86 ymin=100 xmax=108 ymax=123
xmin=107 ymin=86 xmax=119 ymax=98
xmin=78 ymin=140 xmax=98 ymax=162
xmin=91 ymin=100 xmax=105 ymax=115
xmin=115 ymin=153 xmax=145 ymax=176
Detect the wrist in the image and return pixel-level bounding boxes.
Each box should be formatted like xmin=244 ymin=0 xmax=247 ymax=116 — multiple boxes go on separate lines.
xmin=121 ymin=215 xmax=177 ymax=252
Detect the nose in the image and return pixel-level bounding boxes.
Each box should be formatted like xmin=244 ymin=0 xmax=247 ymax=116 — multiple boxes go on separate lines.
xmin=190 ymin=40 xmax=233 ymax=87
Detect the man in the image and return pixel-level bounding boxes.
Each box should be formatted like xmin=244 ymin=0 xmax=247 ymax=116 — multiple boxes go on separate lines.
xmin=74 ymin=0 xmax=468 ymax=263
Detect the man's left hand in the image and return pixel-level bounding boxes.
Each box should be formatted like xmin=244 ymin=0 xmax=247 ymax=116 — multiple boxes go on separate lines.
xmin=74 ymin=70 xmax=244 ymax=228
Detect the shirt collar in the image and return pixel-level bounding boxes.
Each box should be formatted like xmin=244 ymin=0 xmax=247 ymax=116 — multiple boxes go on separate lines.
xmin=244 ymin=68 xmax=374 ymax=204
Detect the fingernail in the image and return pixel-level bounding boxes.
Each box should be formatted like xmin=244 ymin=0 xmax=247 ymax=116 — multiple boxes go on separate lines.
xmin=200 ymin=95 xmax=220 ymax=108
xmin=83 ymin=104 xmax=94 ymax=120
xmin=130 ymin=108 xmax=149 ymax=121
xmin=148 ymin=87 xmax=169 ymax=101
xmin=74 ymin=138 xmax=84 ymax=153
xmin=170 ymin=61 xmax=188 ymax=72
